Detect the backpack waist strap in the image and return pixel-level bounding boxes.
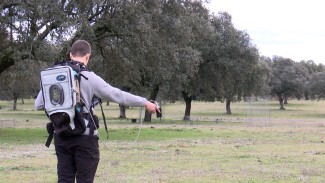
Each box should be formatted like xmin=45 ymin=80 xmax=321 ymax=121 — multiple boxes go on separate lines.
xmin=83 ymin=127 xmax=98 ymax=136
xmin=82 ymin=113 xmax=99 ymax=136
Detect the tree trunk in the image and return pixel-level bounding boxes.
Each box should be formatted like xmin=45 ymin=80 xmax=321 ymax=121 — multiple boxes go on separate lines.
xmin=182 ymin=92 xmax=192 ymax=120
xmin=119 ymin=86 xmax=131 ymax=118
xmin=277 ymin=93 xmax=285 ymax=110
xmin=21 ymin=98 xmax=24 ymax=104
xmin=226 ymin=99 xmax=232 ymax=114
xmin=119 ymin=105 xmax=126 ymax=118
xmin=144 ymin=85 xmax=160 ymax=122
xmin=284 ymin=95 xmax=288 ymax=104
xmin=144 ymin=111 xmax=152 ymax=122
xmin=13 ymin=92 xmax=18 ymax=110
xmin=304 ymin=91 xmax=309 ymax=100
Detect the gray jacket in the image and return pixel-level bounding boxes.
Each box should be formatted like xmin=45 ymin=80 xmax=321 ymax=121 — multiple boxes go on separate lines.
xmin=35 ymin=70 xmax=147 ymax=112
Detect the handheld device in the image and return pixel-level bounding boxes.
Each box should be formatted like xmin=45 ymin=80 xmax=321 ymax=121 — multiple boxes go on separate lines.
xmin=150 ymin=100 xmax=162 ymax=118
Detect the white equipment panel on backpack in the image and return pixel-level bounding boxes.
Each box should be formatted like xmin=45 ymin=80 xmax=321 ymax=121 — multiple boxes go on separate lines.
xmin=40 ymin=66 xmax=77 ymax=129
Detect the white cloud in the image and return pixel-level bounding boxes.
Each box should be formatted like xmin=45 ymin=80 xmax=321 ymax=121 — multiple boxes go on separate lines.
xmin=207 ymin=0 xmax=325 ymax=64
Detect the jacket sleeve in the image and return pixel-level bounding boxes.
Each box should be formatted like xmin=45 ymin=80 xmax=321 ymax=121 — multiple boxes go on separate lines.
xmin=35 ymin=90 xmax=45 ymax=110
xmin=89 ymin=73 xmax=147 ymax=107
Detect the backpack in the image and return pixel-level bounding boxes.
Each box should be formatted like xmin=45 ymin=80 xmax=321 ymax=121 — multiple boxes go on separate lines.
xmin=41 ymin=60 xmax=108 ymax=147
xmin=41 ymin=61 xmax=88 ymax=136
xmin=40 ymin=61 xmax=108 ymax=147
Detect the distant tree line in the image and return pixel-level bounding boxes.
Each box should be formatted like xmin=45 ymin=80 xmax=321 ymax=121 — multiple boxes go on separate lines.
xmin=1 ymin=0 xmax=324 ymax=121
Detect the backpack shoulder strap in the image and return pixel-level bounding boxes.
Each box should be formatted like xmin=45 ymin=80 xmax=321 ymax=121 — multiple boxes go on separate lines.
xmin=67 ymin=60 xmax=89 ymax=72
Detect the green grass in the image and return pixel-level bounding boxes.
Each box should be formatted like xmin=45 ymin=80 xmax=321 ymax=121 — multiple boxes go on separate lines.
xmin=0 ymin=126 xmax=215 ymax=145
xmin=0 ymin=128 xmax=47 ymax=145
xmin=95 ymin=126 xmax=325 ymax=183
xmin=1 ymin=99 xmax=325 ymax=182
xmin=107 ymin=127 xmax=215 ymax=141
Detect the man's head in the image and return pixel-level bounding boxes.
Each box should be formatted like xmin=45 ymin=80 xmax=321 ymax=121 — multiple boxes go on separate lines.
xmin=70 ymin=40 xmax=91 ymax=65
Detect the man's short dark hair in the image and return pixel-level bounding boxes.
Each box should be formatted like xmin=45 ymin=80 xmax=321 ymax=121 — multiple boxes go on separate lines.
xmin=71 ymin=40 xmax=91 ymax=57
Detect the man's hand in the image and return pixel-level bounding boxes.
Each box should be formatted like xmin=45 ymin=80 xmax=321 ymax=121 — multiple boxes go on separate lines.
xmin=145 ymin=101 xmax=160 ymax=114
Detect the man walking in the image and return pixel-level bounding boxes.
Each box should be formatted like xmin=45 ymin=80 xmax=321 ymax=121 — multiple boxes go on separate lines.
xmin=35 ymin=40 xmax=158 ymax=182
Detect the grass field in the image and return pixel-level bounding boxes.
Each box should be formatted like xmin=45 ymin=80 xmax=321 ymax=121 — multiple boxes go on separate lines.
xmin=0 ymin=99 xmax=325 ymax=182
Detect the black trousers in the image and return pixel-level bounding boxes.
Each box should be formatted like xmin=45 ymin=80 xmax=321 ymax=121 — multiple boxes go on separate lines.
xmin=54 ymin=134 xmax=100 ymax=183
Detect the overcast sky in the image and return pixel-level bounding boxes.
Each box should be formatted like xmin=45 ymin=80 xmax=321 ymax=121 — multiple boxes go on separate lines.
xmin=206 ymin=0 xmax=325 ymax=64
